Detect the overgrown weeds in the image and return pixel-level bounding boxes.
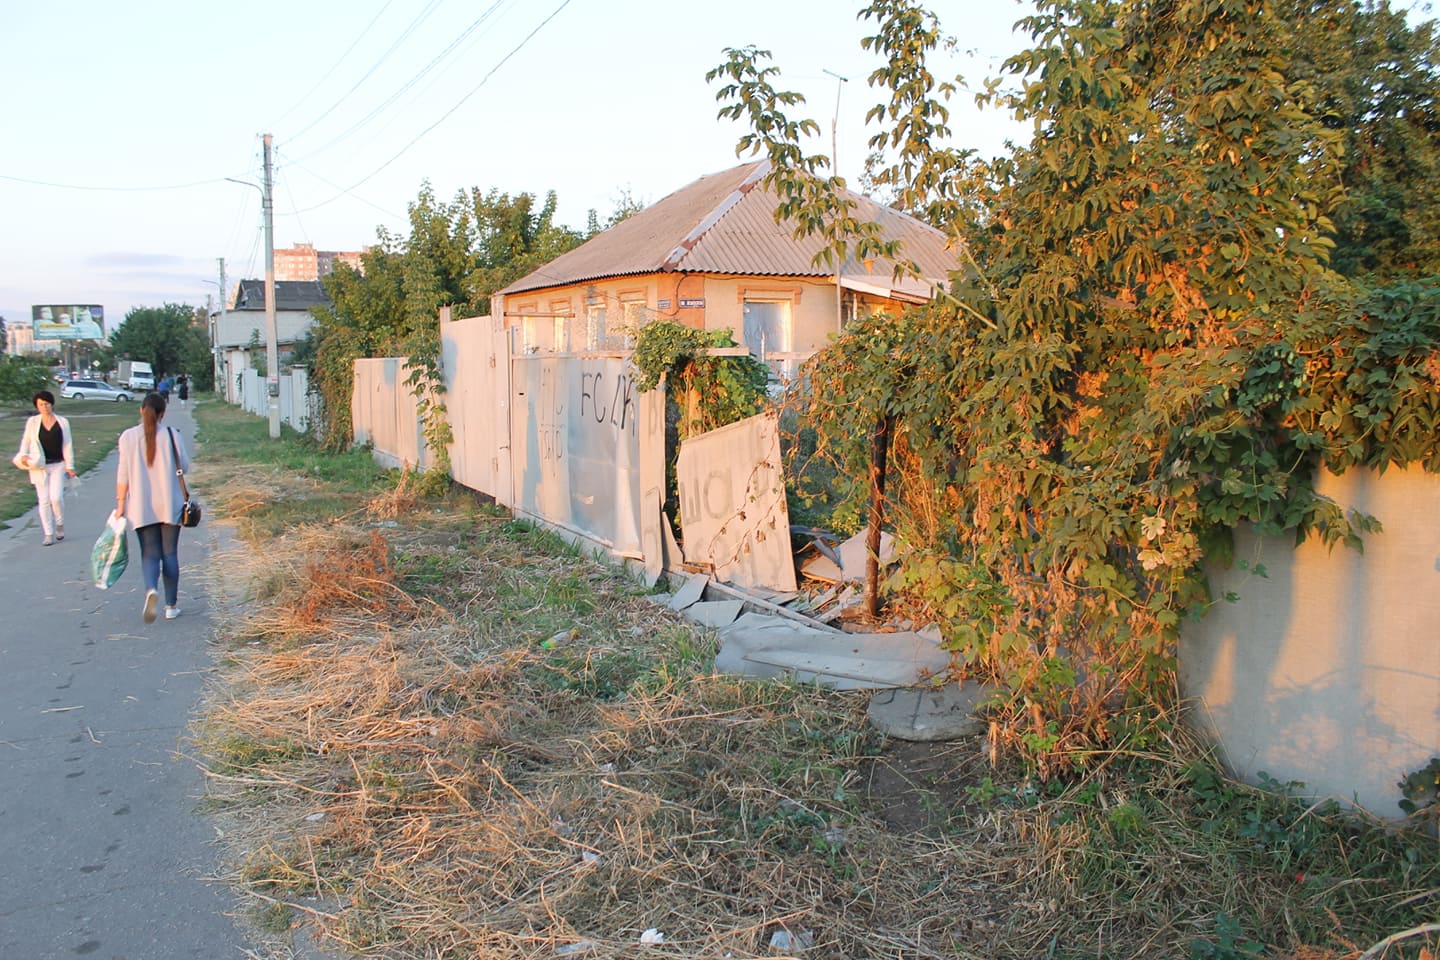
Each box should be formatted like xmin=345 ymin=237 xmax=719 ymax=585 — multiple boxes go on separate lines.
xmin=188 ymin=402 xmax=1439 ymax=960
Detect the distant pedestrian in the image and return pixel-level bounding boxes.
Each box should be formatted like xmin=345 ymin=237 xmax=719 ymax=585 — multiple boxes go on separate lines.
xmin=115 ymin=392 xmax=189 ymax=623
xmin=177 ymin=375 xmax=189 ymax=407
xmin=157 ymin=376 xmax=172 ymax=399
xmin=12 ymin=389 xmax=77 ymax=546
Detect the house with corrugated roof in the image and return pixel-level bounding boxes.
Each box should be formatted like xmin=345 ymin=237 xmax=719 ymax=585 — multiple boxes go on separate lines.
xmin=495 ymin=160 xmax=957 ymax=379
xmin=212 ymin=279 xmax=330 ymax=404
xmin=213 ymin=279 xmax=330 ymax=358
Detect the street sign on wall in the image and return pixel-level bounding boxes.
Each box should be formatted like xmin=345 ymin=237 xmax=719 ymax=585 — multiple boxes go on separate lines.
xmin=32 ymin=304 xmax=104 ymax=340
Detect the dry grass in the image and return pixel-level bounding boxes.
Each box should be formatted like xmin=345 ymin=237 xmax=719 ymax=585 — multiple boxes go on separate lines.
xmin=188 ymin=451 xmax=1439 ymax=960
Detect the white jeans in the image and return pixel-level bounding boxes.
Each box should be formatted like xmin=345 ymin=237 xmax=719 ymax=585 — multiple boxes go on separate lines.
xmin=32 ymin=462 xmax=66 ymax=536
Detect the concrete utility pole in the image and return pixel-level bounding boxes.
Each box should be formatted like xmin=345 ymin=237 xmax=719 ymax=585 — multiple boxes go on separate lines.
xmin=213 ymin=257 xmax=226 ymax=397
xmin=262 ymin=134 xmax=280 ymax=439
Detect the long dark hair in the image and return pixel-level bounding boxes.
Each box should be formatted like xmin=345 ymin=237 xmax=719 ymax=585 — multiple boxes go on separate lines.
xmin=141 ymin=392 xmax=166 ymax=467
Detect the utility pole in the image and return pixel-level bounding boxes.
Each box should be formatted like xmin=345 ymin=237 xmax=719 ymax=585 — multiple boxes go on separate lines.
xmin=262 ymin=134 xmax=280 ymax=439
xmin=214 ymin=257 xmax=227 ymax=398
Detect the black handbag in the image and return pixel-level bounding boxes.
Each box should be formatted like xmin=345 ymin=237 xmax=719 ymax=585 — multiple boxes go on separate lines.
xmin=169 ymin=429 xmax=201 ymax=527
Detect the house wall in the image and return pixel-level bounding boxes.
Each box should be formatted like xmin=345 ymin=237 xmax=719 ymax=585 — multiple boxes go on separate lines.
xmin=500 ymin=273 xmax=844 ymax=361
xmin=1179 ymin=464 xmax=1440 ymax=818
xmin=699 ymin=275 xmax=842 ymax=359
xmin=214 ymin=308 xmax=316 ymax=351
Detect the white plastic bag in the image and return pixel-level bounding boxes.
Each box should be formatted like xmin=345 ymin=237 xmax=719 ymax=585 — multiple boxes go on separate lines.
xmin=91 ymin=512 xmax=129 ymax=590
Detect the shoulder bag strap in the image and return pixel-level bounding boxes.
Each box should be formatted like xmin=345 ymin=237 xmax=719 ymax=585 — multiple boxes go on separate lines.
xmin=168 ymin=428 xmax=191 ymax=501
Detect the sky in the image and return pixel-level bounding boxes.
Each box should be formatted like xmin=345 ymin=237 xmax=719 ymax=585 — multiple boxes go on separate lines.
xmin=0 ymin=0 xmax=1035 ymax=334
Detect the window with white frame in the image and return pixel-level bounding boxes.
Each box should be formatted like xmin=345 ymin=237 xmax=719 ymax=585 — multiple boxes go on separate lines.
xmin=619 ymin=296 xmax=646 ymax=348
xmin=585 ymin=300 xmax=607 ymax=351
xmin=742 ymin=298 xmax=792 ymax=378
xmin=549 ymin=301 xmax=572 ymax=353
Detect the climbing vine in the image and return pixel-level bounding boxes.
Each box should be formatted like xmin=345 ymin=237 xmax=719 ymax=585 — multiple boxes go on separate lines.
xmin=715 ymin=0 xmax=1440 ymax=776
xmin=631 ymin=321 xmax=769 ymax=438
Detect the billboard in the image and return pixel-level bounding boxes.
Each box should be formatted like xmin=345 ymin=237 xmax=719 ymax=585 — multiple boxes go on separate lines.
xmin=32 ymin=304 xmax=104 ymax=340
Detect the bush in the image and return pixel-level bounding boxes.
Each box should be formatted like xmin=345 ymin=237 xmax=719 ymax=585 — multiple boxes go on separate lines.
xmin=0 ymin=355 xmax=57 ymax=407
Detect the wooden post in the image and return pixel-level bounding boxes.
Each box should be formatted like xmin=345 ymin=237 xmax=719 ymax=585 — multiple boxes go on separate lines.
xmin=865 ymin=413 xmax=891 ymax=618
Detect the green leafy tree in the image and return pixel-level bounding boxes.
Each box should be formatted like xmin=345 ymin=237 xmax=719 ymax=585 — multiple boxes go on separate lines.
xmin=465 ymin=188 xmax=585 ymax=314
xmin=713 ymin=0 xmax=1439 ymax=774
xmin=0 ymin=354 xmax=56 ymax=407
xmin=309 ymin=183 xmax=586 ymax=453
xmin=108 ymin=303 xmax=210 ymax=385
xmin=1288 ymin=0 xmax=1440 ymax=281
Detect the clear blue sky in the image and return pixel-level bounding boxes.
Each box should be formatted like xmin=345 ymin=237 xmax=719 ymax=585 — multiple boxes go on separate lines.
xmin=1 ymin=0 xmax=1033 ymax=331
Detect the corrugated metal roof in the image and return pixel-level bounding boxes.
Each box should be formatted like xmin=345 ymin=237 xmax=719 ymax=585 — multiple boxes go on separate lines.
xmin=498 ymin=160 xmax=959 ymax=298
xmin=233 ymin=279 xmax=330 ymax=311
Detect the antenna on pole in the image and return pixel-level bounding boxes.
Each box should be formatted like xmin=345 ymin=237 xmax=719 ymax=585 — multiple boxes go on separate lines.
xmin=822 ymin=69 xmax=849 ymax=173
xmin=822 ymin=70 xmax=849 ymax=335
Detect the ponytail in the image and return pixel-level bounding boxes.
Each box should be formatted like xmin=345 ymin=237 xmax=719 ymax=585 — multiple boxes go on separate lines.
xmin=140 ymin=392 xmax=167 ymax=466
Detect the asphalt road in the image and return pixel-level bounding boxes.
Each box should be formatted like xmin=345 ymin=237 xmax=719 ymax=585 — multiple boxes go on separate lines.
xmin=0 ymin=402 xmax=260 ymax=959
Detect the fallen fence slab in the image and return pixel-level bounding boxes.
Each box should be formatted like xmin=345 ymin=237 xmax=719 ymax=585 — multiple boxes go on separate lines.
xmin=683 ymin=599 xmax=745 ymax=628
xmin=715 ymin=613 xmax=950 ymax=690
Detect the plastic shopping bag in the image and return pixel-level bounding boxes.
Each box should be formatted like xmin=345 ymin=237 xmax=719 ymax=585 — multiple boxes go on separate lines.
xmin=91 ymin=512 xmax=129 ymax=590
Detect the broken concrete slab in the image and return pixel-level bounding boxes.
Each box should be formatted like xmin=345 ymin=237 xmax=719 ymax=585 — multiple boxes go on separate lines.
xmin=666 ymin=572 xmax=709 ymax=611
xmin=715 ymin=612 xmax=950 ymax=690
xmin=800 ymin=529 xmax=896 ymax=583
xmin=683 ymin=599 xmax=745 ymax=628
xmin=866 ymin=683 xmax=999 ymax=741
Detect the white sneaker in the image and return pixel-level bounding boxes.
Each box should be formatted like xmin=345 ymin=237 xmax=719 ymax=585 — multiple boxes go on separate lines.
xmin=142 ymin=589 xmax=159 ymax=624
xmin=42 ymin=535 xmax=53 ymax=546
xmin=164 ymin=606 xmax=181 ymax=620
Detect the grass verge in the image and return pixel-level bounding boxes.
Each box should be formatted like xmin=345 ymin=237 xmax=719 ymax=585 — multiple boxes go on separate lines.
xmin=187 ymin=403 xmax=1440 ymax=960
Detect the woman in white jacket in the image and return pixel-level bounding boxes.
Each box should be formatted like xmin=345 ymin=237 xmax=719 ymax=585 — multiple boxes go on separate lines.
xmin=12 ymin=389 xmax=77 ymax=546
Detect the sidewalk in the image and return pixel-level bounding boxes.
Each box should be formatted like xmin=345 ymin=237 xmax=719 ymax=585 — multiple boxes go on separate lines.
xmin=0 ymin=402 xmax=261 ymax=958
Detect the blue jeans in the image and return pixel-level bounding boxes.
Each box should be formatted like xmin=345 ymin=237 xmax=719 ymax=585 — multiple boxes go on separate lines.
xmin=134 ymin=523 xmax=180 ymax=606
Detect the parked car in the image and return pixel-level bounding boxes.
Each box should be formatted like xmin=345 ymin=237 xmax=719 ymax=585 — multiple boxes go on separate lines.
xmin=60 ymin=379 xmax=132 ymax=402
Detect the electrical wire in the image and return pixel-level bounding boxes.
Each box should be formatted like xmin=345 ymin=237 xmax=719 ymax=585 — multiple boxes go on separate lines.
xmin=284 ymin=0 xmax=445 ymax=145
xmin=291 ymin=0 xmax=576 ymax=214
xmin=287 ymin=1 xmax=508 ymax=165
xmin=0 ymin=172 xmax=239 ymax=192
xmin=276 ymin=151 xmax=405 ymax=220
xmin=269 ymin=0 xmax=398 ymax=129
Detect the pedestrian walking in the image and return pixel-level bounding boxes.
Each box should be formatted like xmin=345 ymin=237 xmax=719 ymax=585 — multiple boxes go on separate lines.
xmin=11 ymin=388 xmax=77 ymax=546
xmin=114 ymin=392 xmax=189 ymax=623
xmin=177 ymin=374 xmax=189 ymax=407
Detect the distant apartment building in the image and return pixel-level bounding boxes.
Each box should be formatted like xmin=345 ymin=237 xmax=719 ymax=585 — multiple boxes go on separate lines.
xmin=5 ymin=320 xmax=37 ymax=356
xmin=273 ymin=242 xmax=366 ymax=282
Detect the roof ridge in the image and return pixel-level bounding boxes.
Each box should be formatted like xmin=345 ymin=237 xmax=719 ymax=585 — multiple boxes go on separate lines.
xmin=660 ymin=159 xmax=769 ymax=271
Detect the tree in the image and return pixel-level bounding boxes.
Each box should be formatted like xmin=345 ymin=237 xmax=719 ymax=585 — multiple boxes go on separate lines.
xmin=713 ymin=0 xmax=1439 ymax=773
xmin=1290 ymin=0 xmax=1440 ymax=281
xmin=0 ymin=354 xmax=55 ymax=407
xmin=308 ymin=183 xmax=587 ymax=451
xmin=108 ymin=303 xmax=211 ymax=384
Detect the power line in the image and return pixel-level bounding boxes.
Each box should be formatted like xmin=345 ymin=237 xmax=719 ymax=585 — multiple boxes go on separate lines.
xmin=292 ymin=0 xmax=576 ymax=214
xmin=270 ymin=0 xmax=398 ymax=129
xmin=287 ymin=0 xmax=508 ymax=165
xmin=0 ymin=172 xmax=238 ymax=192
xmin=285 ymin=0 xmax=446 ymax=145
xmin=276 ymin=152 xmax=405 ymax=220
